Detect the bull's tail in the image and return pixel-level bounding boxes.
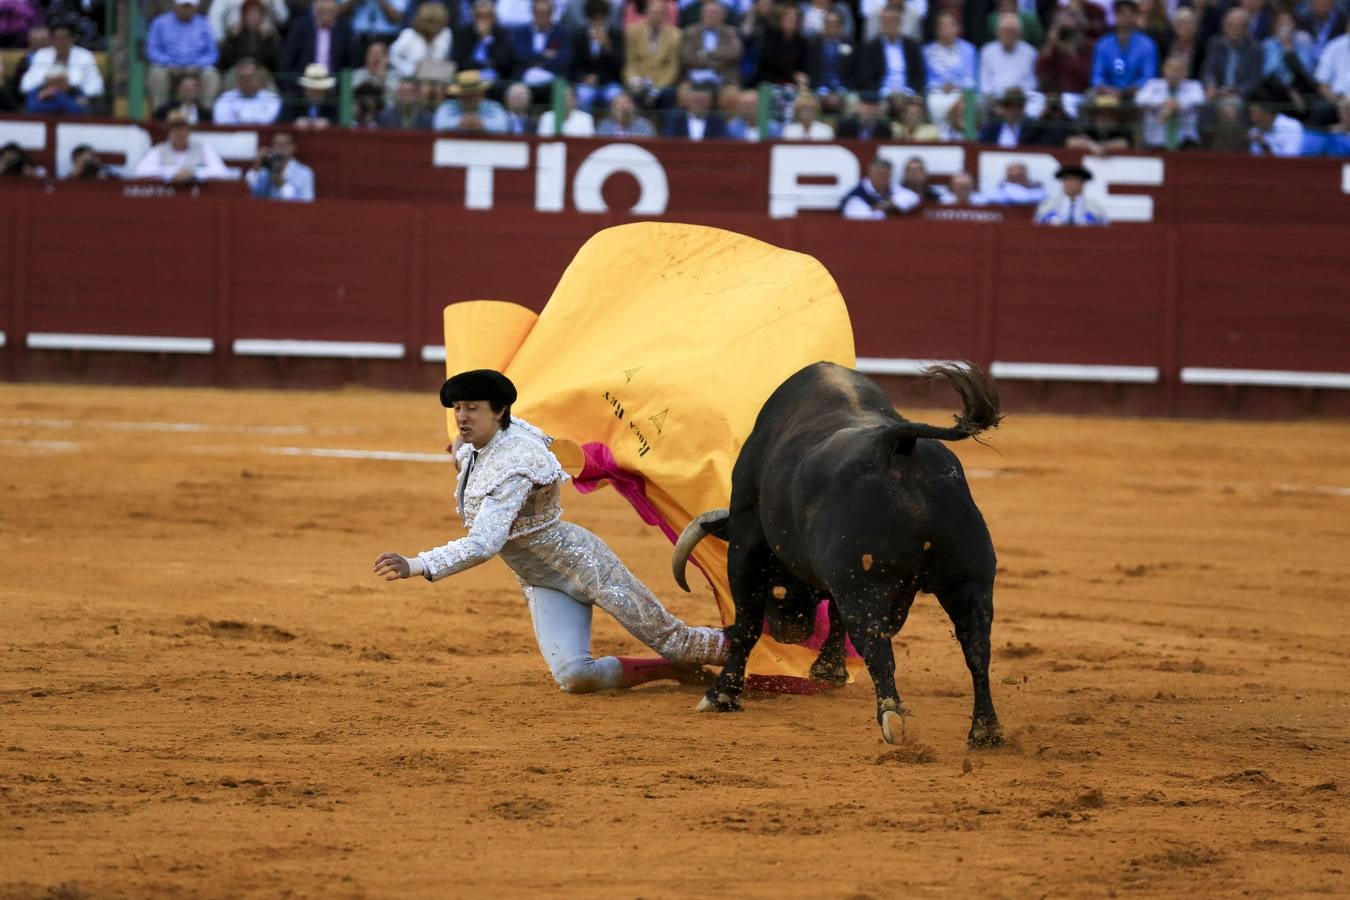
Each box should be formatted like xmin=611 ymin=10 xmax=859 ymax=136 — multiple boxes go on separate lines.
xmin=892 ymin=362 xmax=1002 ymax=447
xmin=671 ymin=508 xmax=729 ymax=592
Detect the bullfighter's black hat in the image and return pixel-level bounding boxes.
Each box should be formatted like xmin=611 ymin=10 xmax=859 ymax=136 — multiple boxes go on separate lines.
xmin=1112 ymin=0 xmax=1140 ymax=11
xmin=1055 ymin=164 xmax=1093 ymax=181
xmin=440 ymin=369 xmax=517 ymax=408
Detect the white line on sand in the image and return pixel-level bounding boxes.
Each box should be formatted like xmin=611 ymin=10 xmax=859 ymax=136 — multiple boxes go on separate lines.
xmin=0 ymin=438 xmax=80 ymax=451
xmin=0 ymin=417 xmax=361 ymax=435
xmin=263 ymin=446 xmax=452 ymax=463
xmin=4 ymin=424 xmax=1346 ymax=499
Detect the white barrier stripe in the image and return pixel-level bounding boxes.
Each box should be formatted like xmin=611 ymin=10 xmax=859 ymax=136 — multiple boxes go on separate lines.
xmin=421 ymin=345 xmax=447 ymax=363
xmin=856 ymin=357 xmax=960 ymax=375
xmin=990 ymin=362 xmax=1160 ymax=384
xmin=1179 ymin=368 xmax=1350 ymax=390
xmin=263 ymin=446 xmax=451 ymax=463
xmin=0 ymin=331 xmax=6 ymax=348
xmin=232 ymin=339 xmax=406 ymax=360
xmin=26 ymin=333 xmax=214 ymax=354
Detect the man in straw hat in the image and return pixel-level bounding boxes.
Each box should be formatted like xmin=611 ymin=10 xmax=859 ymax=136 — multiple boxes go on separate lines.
xmin=1033 ymin=163 xmax=1109 ymax=226
xmin=286 ymin=62 xmax=338 ymax=128
xmin=432 ymin=68 xmax=509 ymax=132
xmin=132 ymin=109 xmax=230 ymax=184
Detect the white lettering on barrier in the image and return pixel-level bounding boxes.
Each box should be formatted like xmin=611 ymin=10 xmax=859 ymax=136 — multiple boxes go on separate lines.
xmin=571 ymin=143 xmax=668 ymax=215
xmin=193 ymin=130 xmax=260 ymax=177
xmin=1341 ymin=163 xmax=1349 ymax=194
xmin=1083 ymin=155 xmax=1164 ymax=222
xmin=535 ymin=141 xmax=566 ymax=212
xmin=0 ymin=120 xmax=47 ymax=151
xmin=773 ymin=145 xmax=1166 ymax=221
xmin=768 ymin=144 xmax=859 ymax=218
xmin=53 ymin=123 xmax=151 ymax=178
xmin=432 ymin=139 xmax=530 ymax=210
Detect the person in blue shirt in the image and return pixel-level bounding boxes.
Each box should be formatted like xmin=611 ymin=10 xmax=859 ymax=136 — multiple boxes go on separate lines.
xmin=24 ymin=65 xmax=87 ymax=116
xmin=146 ymin=0 xmax=222 ymax=112
xmin=1298 ymin=96 xmax=1350 ymax=155
xmin=1090 ymin=0 xmax=1157 ymax=97
xmin=245 ymin=132 xmax=317 ymax=202
xmin=433 ymin=69 xmax=511 ymax=132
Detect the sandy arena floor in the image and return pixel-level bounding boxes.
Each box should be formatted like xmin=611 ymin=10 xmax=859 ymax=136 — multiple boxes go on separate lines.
xmin=0 ymin=383 xmax=1347 ymax=899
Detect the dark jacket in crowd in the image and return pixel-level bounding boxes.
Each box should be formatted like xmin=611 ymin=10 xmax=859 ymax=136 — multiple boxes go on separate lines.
xmin=805 ymin=34 xmax=856 ymax=92
xmin=1201 ymin=35 xmax=1265 ymax=96
xmin=976 ymin=117 xmax=1056 ymax=146
xmin=569 ymin=23 xmax=624 ymax=83
xmin=661 ymin=110 xmax=728 ymax=139
xmin=283 ymin=95 xmax=340 ymax=124
xmin=453 ymin=25 xmax=516 ymax=80
xmin=834 ymin=115 xmax=891 ymax=139
xmin=152 ymin=100 xmax=213 ymax=123
xmin=854 ymin=35 xmax=927 ymax=95
xmin=220 ymin=27 xmax=282 ymax=73
xmin=754 ymin=25 xmax=809 ymax=84
xmin=509 ymin=22 xmax=573 ymax=80
xmin=280 ymin=12 xmax=359 ymax=76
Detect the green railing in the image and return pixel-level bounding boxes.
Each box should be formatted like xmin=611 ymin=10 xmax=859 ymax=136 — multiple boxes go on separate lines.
xmin=128 ymin=1 xmax=146 ymax=120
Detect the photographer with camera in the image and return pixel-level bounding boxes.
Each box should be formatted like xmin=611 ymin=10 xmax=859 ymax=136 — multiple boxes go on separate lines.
xmin=67 ymin=144 xmax=117 ymax=180
xmin=1036 ymin=9 xmax=1095 ymax=115
xmin=245 ymin=132 xmax=315 ymax=201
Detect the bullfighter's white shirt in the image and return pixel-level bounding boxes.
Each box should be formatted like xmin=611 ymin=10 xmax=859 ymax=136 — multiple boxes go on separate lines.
xmin=406 ymin=417 xmax=726 ymax=667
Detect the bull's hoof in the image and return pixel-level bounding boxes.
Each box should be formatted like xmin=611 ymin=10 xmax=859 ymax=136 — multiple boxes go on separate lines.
xmin=808 ymin=656 xmax=849 ymax=687
xmin=880 ymin=709 xmax=916 ymax=745
xmin=877 ymin=698 xmax=913 ymax=745
xmin=968 ymin=719 xmax=1005 ymax=748
xmin=696 ymin=690 xmax=742 ymax=713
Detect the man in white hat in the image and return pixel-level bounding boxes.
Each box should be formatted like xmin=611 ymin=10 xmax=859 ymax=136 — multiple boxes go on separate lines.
xmin=132 ymin=110 xmax=231 ymax=184
xmin=146 ymin=0 xmax=222 ymax=110
xmin=286 ymin=62 xmax=338 ymax=128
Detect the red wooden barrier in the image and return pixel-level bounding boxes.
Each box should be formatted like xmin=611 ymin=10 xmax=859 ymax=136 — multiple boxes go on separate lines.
xmin=2 ymin=187 xmax=1347 ymax=416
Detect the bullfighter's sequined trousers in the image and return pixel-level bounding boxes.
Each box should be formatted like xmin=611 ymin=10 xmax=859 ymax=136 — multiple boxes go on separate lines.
xmin=500 ymin=520 xmax=728 ymax=689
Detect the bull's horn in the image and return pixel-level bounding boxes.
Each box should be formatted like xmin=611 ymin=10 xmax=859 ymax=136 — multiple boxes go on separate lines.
xmin=671 ymin=508 xmax=729 ymax=592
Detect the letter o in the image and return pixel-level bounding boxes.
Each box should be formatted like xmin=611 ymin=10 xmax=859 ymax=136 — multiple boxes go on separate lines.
xmin=571 ymin=144 xmax=669 ymax=215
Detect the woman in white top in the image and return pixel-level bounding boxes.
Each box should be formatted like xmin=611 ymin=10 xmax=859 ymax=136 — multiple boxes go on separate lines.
xmin=389 ymin=2 xmax=454 ymax=78
xmin=781 ymin=92 xmax=834 ymax=140
xmin=374 ymin=370 xmax=728 ymax=694
xmin=535 ymin=84 xmax=597 ymax=136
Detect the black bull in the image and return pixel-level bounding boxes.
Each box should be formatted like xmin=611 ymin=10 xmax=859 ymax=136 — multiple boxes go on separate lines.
xmin=672 ymin=361 xmax=1005 ymax=747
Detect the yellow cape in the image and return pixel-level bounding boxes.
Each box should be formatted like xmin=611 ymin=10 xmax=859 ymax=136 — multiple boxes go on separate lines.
xmin=442 ymin=222 xmax=856 ymax=682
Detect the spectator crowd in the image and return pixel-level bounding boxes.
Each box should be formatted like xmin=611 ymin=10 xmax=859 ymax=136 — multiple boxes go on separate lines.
xmin=2 ymin=0 xmax=1348 ymax=196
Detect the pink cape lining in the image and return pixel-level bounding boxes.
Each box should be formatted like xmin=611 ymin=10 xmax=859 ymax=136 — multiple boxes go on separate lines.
xmin=572 ymin=441 xmax=857 ymax=694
